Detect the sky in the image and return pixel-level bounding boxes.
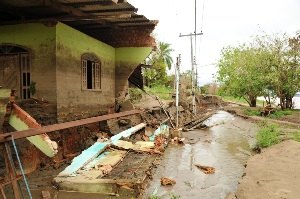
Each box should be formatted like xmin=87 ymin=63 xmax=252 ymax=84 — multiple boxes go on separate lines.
xmin=129 ymin=0 xmax=300 ymax=86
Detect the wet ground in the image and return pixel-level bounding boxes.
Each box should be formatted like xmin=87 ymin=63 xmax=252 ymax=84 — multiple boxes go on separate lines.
xmin=144 ymin=111 xmax=258 ymax=199
xmin=2 ymin=111 xmax=258 ymax=199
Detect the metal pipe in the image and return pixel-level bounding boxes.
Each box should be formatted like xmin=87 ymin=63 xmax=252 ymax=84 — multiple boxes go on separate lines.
xmin=11 ymin=136 xmax=32 ymax=199
xmin=0 ymin=110 xmax=142 ymax=143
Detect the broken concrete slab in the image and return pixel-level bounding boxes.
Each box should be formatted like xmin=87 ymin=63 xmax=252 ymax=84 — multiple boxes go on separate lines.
xmin=113 ymin=140 xmax=155 ymax=151
xmin=53 ymin=123 xmax=167 ymax=196
xmin=59 ymin=123 xmax=146 ymax=177
xmin=54 ymin=150 xmax=158 ymax=196
xmin=9 ymin=106 xmax=58 ymax=157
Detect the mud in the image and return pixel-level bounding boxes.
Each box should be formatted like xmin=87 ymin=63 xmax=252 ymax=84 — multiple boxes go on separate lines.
xmin=233 ymin=140 xmax=300 ymax=199
xmin=143 ymin=111 xmax=258 ymax=199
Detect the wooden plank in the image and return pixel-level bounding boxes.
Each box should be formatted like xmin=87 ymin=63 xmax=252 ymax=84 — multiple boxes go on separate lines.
xmin=0 ymin=110 xmax=142 ymax=143
xmin=62 ymin=0 xmax=118 ymax=7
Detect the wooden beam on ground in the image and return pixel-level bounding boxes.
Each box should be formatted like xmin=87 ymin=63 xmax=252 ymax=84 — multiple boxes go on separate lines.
xmin=0 ymin=110 xmax=142 ymax=143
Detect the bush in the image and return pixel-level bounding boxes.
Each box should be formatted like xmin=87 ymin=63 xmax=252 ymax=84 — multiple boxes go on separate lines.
xmin=244 ymin=108 xmax=261 ymax=116
xmin=256 ymin=124 xmax=280 ymax=148
xmin=268 ymin=110 xmax=293 ymax=119
xmin=145 ymin=84 xmax=172 ymax=100
xmin=293 ymin=132 xmax=300 ymax=142
xmin=129 ymin=87 xmax=143 ymax=102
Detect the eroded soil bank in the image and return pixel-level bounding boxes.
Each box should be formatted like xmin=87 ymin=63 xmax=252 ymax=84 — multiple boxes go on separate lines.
xmin=228 ymin=140 xmax=300 ymax=199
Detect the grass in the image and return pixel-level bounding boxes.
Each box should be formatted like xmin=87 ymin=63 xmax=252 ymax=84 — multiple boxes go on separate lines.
xmin=128 ymin=87 xmax=144 ymax=102
xmin=221 ymin=96 xmax=249 ymax=105
xmin=149 ymin=193 xmax=180 ymax=199
xmin=148 ymin=192 xmax=181 ymax=199
xmin=169 ymin=193 xmax=181 ymax=199
xmin=145 ymin=85 xmax=172 ymax=100
xmin=244 ymin=108 xmax=261 ymax=116
xmin=268 ymin=109 xmax=293 ymax=119
xmin=220 ymin=95 xmax=264 ymax=106
xmin=149 ymin=195 xmax=160 ymax=199
xmin=256 ymin=124 xmax=280 ymax=148
xmin=292 ymin=132 xmax=300 ymax=142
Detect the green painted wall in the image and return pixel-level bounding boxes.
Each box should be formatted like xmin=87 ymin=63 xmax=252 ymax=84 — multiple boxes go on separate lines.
xmin=115 ymin=47 xmax=152 ymax=97
xmin=115 ymin=47 xmax=151 ymax=63
xmin=0 ymin=23 xmax=57 ymax=102
xmin=55 ymin=22 xmax=116 ymax=121
xmin=0 ymin=22 xmax=152 ymax=121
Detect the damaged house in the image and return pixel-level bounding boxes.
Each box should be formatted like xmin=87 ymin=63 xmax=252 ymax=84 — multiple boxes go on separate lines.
xmin=0 ymin=0 xmax=158 ymax=186
xmin=0 ymin=0 xmax=157 ymax=122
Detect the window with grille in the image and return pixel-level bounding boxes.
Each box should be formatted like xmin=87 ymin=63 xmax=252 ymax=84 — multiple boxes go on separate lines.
xmin=81 ymin=54 xmax=101 ymax=90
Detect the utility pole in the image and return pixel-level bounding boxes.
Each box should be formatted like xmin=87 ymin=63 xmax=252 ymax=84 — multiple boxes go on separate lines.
xmin=175 ymin=54 xmax=181 ymax=128
xmin=179 ymin=32 xmax=203 ymax=115
xmin=179 ymin=0 xmax=204 ymax=115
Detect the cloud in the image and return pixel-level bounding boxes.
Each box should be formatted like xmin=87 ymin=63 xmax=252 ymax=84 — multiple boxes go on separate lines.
xmin=129 ymin=0 xmax=300 ymax=85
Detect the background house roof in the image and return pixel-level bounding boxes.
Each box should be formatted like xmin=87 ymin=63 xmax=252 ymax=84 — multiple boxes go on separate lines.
xmin=0 ymin=0 xmax=157 ymax=47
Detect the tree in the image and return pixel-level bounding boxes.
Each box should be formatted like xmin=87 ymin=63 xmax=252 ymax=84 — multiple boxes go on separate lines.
xmin=217 ymin=45 xmax=266 ymax=107
xmin=255 ymin=34 xmax=300 ymax=109
xmin=143 ymin=42 xmax=174 ymax=86
xmin=217 ymin=33 xmax=300 ymax=109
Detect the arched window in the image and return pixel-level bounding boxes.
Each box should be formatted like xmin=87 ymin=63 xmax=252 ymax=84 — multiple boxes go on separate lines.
xmin=81 ymin=53 xmax=101 ymax=90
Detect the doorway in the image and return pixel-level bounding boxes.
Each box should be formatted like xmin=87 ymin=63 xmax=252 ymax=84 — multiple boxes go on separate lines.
xmin=0 ymin=45 xmax=31 ymax=99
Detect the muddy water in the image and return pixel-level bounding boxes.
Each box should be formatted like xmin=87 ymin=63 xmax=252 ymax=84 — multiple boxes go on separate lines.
xmin=144 ymin=111 xmax=258 ymax=199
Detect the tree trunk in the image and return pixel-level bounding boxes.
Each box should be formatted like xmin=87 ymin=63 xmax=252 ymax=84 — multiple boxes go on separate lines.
xmin=246 ymin=95 xmax=257 ymax=107
xmin=249 ymin=97 xmax=257 ymax=107
xmin=286 ymin=96 xmax=293 ymax=109
xmin=279 ymin=96 xmax=286 ymax=110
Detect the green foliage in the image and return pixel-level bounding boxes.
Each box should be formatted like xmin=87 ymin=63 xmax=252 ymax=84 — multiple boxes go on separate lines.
xmin=256 ymin=124 xmax=280 ymax=148
xmin=145 ymin=85 xmax=172 ymax=100
xmin=128 ymin=87 xmax=143 ymax=102
xmin=244 ymin=108 xmax=261 ymax=116
xmin=200 ymin=84 xmax=209 ymax=94
xmin=217 ymin=45 xmax=265 ymax=107
xmin=149 ymin=195 xmax=161 ymax=199
xmin=217 ymin=33 xmax=300 ymax=109
xmin=292 ymin=132 xmax=300 ymax=142
xmin=221 ymin=95 xmax=249 ymax=104
xmin=268 ymin=110 xmax=293 ymax=119
xmin=148 ymin=193 xmax=181 ymax=199
xmin=169 ymin=193 xmax=181 ymax=199
xmin=144 ymin=42 xmax=174 ymax=87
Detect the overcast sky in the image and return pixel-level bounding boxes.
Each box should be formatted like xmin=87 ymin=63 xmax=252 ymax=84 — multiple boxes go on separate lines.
xmin=129 ymin=0 xmax=300 ymax=86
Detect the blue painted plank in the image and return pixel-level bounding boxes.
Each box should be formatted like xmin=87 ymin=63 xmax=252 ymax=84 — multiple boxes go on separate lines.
xmin=149 ymin=124 xmax=170 ymax=141
xmin=58 ymin=123 xmax=146 ymax=176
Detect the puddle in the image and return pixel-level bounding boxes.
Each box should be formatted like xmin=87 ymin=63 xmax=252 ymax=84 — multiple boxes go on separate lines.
xmin=144 ymin=111 xmax=258 ymax=199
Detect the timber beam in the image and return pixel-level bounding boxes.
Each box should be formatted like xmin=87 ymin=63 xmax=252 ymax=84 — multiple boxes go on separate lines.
xmin=62 ymin=0 xmax=119 ymax=7
xmin=0 ymin=110 xmax=142 ymax=143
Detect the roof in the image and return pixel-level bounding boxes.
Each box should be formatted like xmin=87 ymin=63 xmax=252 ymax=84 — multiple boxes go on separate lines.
xmin=0 ymin=0 xmax=157 ymax=47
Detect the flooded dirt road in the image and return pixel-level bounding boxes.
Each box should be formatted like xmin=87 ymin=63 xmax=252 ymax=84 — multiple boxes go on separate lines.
xmin=144 ymin=111 xmax=258 ymax=199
